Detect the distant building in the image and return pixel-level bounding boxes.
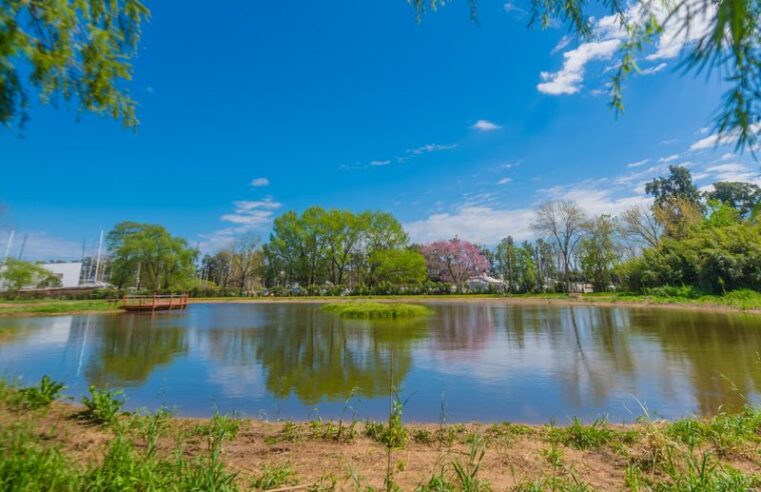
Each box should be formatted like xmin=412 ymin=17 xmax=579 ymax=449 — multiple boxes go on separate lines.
xmin=41 ymin=262 xmax=83 ymax=288
xmin=467 ymin=274 xmax=506 ymax=292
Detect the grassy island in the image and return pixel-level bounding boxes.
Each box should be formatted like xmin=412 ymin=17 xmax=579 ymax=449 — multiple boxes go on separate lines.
xmin=321 ymin=301 xmax=432 ymax=319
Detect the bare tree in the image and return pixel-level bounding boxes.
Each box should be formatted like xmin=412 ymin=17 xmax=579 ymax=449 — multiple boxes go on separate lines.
xmin=531 ymin=200 xmax=587 ymax=292
xmin=620 ymin=205 xmax=662 ymax=249
xmin=231 ymin=235 xmax=261 ymax=293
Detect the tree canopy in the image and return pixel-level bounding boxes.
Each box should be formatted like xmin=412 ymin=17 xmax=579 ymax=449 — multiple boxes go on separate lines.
xmin=107 ymin=221 xmax=197 ymax=291
xmin=1 ymin=0 xmax=148 ymax=128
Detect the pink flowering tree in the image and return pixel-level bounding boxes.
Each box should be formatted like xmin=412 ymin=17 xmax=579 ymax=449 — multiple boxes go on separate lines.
xmin=420 ymin=238 xmax=490 ymax=292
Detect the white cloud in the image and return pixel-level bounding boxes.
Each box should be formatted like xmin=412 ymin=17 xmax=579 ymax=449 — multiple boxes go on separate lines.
xmin=405 ymin=206 xmax=536 ymax=244
xmin=720 ymin=152 xmax=734 ymax=160
xmin=539 ymin=1 xmax=715 ymax=97
xmin=408 ymin=143 xmax=457 ymax=155
xmin=640 ymin=62 xmax=667 ymax=75
xmin=251 ymin=177 xmax=270 ymax=187
xmin=201 ymin=197 xmax=283 ymax=252
xmin=658 ymin=154 xmax=680 ymax=163
xmin=406 ymin=185 xmax=649 ymax=245
xmin=497 ymin=178 xmax=513 ymax=185
xmin=537 ymin=39 xmax=621 ymax=95
xmin=689 ymin=133 xmax=735 ymax=151
xmin=472 ymin=120 xmax=501 ymax=131
xmin=626 ymin=158 xmax=649 ymax=168
xmin=703 ymin=163 xmax=761 ymax=185
xmin=369 ymin=160 xmax=391 ymax=166
xmin=552 ymin=35 xmax=572 ymax=54
xmin=219 ymin=198 xmax=282 ymax=229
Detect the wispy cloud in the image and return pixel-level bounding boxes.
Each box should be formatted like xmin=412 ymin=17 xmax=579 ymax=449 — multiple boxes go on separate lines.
xmin=640 ymin=62 xmax=668 ymax=75
xmin=201 ymin=197 xmax=283 ymax=252
xmin=497 ymin=177 xmax=512 ymax=185
xmin=472 ymin=120 xmax=501 ymax=131
xmin=658 ymin=154 xmax=680 ymax=163
xmin=369 ymin=160 xmax=391 ymax=166
xmin=626 ymin=158 xmax=649 ymax=168
xmin=408 ymin=143 xmax=457 ymax=155
xmin=251 ymin=177 xmax=270 ymax=187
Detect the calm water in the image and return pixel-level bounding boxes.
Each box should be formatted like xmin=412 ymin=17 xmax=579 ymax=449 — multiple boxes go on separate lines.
xmin=2 ymin=302 xmax=761 ymax=423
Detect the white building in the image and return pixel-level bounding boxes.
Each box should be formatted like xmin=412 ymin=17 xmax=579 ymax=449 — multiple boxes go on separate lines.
xmin=467 ymin=274 xmax=507 ymax=292
xmin=41 ymin=262 xmax=83 ymax=288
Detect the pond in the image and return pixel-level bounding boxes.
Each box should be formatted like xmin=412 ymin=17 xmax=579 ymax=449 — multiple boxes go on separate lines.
xmin=2 ymin=301 xmax=761 ymax=423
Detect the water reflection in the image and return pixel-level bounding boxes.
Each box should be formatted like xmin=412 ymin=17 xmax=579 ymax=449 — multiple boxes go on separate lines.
xmin=1 ymin=302 xmax=760 ymax=421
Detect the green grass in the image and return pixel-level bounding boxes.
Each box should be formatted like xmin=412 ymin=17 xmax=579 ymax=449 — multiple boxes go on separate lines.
xmin=321 ymin=301 xmax=432 ymax=319
xmin=0 ymin=300 xmax=116 ymax=316
xmin=579 ymin=288 xmax=761 ymax=311
xmin=250 ymin=462 xmax=298 ymax=490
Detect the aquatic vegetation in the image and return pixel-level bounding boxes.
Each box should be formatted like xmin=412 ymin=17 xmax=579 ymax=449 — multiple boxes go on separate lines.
xmin=321 ymin=302 xmax=431 ymax=319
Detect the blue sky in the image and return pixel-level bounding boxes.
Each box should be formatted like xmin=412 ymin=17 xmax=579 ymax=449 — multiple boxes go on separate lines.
xmin=1 ymin=0 xmax=759 ymax=260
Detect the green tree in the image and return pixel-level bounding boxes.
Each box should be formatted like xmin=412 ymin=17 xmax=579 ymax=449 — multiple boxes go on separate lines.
xmin=367 ymin=248 xmax=427 ymax=287
xmin=705 ymin=182 xmax=761 ymax=218
xmin=645 ymin=165 xmax=702 ymax=209
xmin=107 ymin=222 xmax=197 ymax=290
xmin=578 ymin=215 xmax=618 ymax=292
xmin=1 ymin=0 xmax=149 ymax=127
xmin=495 ymin=236 xmax=517 ymax=292
xmin=705 ymin=199 xmax=742 ymax=228
xmin=0 ymin=258 xmax=61 ymax=291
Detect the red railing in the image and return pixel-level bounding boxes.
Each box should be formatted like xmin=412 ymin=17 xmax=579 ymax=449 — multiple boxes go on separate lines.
xmin=120 ymin=294 xmax=189 ymax=311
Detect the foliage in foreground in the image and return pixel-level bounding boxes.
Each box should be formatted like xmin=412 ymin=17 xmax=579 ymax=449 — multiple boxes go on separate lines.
xmin=321 ymin=302 xmax=432 ymax=319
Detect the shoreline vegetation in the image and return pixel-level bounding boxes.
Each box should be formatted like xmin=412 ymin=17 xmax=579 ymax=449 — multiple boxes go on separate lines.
xmin=1 ymin=378 xmax=760 ymax=491
xmin=1 ymin=291 xmax=761 ymax=317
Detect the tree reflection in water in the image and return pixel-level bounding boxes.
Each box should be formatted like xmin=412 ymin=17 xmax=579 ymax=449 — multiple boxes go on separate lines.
xmin=254 ymin=306 xmax=427 ymax=405
xmin=85 ymin=314 xmax=188 ymax=387
xmin=3 ymin=302 xmax=761 ymax=420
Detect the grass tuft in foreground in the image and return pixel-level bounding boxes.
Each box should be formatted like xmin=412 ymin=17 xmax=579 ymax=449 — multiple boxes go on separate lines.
xmin=321 ymin=301 xmax=431 ymax=319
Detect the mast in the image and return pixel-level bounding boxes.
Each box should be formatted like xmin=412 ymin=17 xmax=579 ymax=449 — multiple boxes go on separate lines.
xmin=94 ymin=230 xmax=104 ymax=283
xmin=3 ymin=230 xmax=14 ymax=261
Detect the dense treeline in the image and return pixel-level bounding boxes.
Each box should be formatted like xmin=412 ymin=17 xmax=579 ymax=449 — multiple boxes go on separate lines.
xmin=3 ymin=167 xmax=759 ymax=298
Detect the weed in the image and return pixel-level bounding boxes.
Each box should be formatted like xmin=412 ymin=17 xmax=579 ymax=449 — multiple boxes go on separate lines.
xmin=14 ymin=375 xmax=65 ymax=410
xmin=452 ymin=433 xmax=492 ymax=492
xmin=412 ymin=428 xmax=434 ymax=444
xmin=266 ymin=419 xmax=303 ymax=444
xmin=250 ymin=462 xmax=298 ymax=490
xmin=549 ymin=417 xmax=615 ymax=450
xmin=80 ymin=385 xmax=125 ymax=425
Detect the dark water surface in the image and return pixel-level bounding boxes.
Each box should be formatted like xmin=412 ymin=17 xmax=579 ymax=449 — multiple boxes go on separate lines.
xmin=2 ymin=302 xmax=761 ymax=423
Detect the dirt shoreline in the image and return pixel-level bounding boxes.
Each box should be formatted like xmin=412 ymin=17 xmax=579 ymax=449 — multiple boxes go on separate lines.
xmin=1 ymin=295 xmax=759 ymax=317
xmin=3 ymin=399 xmax=760 ymax=491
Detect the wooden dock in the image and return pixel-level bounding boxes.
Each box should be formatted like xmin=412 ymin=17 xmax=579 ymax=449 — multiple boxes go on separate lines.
xmin=120 ymin=294 xmax=189 ymax=312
